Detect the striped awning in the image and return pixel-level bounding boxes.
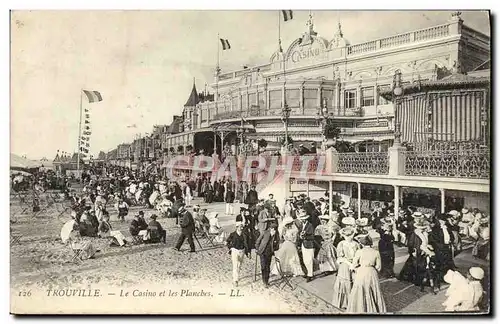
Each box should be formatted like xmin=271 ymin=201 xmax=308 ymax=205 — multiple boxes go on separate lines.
xmin=397 ymin=90 xmax=485 ymax=143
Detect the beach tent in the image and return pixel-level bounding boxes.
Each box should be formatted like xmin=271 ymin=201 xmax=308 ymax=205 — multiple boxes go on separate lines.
xmin=10 ymin=153 xmax=42 ymax=170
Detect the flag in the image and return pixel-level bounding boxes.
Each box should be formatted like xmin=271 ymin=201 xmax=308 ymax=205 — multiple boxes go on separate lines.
xmin=83 ymin=131 xmax=92 ymax=136
xmin=80 ymin=147 xmax=89 ymax=153
xmin=279 ymin=39 xmax=283 ymax=53
xmin=220 ymin=38 xmax=231 ymax=50
xmin=85 ymin=114 xmax=90 ymax=118
xmin=85 ymin=126 xmax=91 ymax=130
xmin=81 ymin=136 xmax=89 ymax=141
xmin=282 ymin=10 xmax=293 ymax=22
xmin=85 ymin=109 xmax=89 ymax=113
xmin=85 ymin=120 xmax=90 ymax=124
xmin=85 ymin=143 xmax=90 ymax=148
xmin=82 ymin=90 xmax=103 ymax=103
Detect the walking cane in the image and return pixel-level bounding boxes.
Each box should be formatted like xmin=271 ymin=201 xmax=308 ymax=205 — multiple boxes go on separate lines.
xmin=254 ymin=251 xmax=258 ymax=282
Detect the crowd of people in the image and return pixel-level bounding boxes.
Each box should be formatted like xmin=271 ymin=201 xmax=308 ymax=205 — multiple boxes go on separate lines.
xmin=13 ymin=162 xmax=488 ymax=314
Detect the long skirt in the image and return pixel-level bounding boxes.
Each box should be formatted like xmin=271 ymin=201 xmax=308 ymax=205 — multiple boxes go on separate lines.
xmin=272 ymin=241 xmax=304 ymax=276
xmin=346 ymin=266 xmax=386 ymax=314
xmin=317 ymin=241 xmax=338 ymax=273
xmin=332 ymin=262 xmax=353 ymax=309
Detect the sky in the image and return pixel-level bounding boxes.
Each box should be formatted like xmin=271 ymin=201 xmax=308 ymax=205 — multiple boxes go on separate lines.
xmin=10 ymin=10 xmax=490 ymax=160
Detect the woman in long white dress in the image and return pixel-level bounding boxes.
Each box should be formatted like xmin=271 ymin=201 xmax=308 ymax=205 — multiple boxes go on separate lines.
xmin=346 ymin=234 xmax=386 ymax=314
xmin=332 ymin=226 xmax=360 ymax=310
xmin=272 ymin=217 xmax=304 ymax=277
xmin=208 ymin=212 xmax=227 ymax=243
xmin=315 ymin=215 xmax=338 ymax=274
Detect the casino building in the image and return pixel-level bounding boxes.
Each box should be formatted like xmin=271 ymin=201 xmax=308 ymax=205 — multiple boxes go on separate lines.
xmin=163 ymin=11 xmax=489 ymax=157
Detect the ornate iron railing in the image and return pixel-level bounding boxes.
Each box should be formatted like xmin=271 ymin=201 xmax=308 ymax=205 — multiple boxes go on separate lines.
xmin=405 ymin=140 xmax=486 ymax=152
xmin=336 ymin=152 xmax=389 ymax=174
xmin=404 ymin=148 xmax=490 ymax=179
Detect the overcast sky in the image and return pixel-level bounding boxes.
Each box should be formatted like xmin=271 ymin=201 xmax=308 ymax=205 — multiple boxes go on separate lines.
xmin=10 ymin=10 xmax=490 ymax=160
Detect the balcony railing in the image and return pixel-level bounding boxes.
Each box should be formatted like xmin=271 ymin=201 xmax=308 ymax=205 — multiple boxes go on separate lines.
xmin=211 ymin=106 xmax=363 ymax=121
xmin=336 ymin=152 xmax=389 ymax=175
xmin=404 ymin=148 xmax=490 ymax=179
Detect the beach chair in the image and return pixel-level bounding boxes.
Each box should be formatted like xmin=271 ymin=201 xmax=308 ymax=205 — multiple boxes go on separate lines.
xmin=10 ymin=229 xmax=22 ymax=246
xmin=272 ymin=256 xmax=295 ymax=290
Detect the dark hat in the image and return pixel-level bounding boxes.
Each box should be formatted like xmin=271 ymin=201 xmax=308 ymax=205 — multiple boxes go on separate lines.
xmin=150 ymin=214 xmax=157 ymax=220
xmin=269 ymin=223 xmax=278 ymax=230
xmin=437 ymin=213 xmax=449 ymax=221
xmin=356 ymin=234 xmax=373 ymax=246
xmin=138 ymin=211 xmax=144 ymax=216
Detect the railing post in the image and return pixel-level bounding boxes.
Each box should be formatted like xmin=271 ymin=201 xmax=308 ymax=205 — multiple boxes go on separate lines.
xmin=440 ymin=188 xmax=446 ymax=214
xmin=325 ymin=147 xmax=338 ymax=173
xmin=388 ymin=146 xmax=406 ymax=176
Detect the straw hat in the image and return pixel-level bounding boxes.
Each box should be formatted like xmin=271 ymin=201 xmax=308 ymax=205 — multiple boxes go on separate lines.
xmin=469 ymin=267 xmax=485 ymax=280
xmin=342 ymin=216 xmax=356 ymax=226
xmin=412 ymin=212 xmax=423 ymax=219
xmin=355 ymin=218 xmax=369 ymax=227
xmin=347 ymin=208 xmax=354 ymax=214
xmin=282 ymin=217 xmax=295 ymax=226
xmin=339 ymin=226 xmax=355 ymax=238
xmin=319 ymin=214 xmax=331 ymax=221
xmin=461 ymin=208 xmax=469 ymax=214
xmin=447 ymin=210 xmax=460 ymax=217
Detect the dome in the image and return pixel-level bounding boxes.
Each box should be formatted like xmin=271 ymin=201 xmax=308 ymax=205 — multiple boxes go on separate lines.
xmin=330 ymin=22 xmax=350 ymax=48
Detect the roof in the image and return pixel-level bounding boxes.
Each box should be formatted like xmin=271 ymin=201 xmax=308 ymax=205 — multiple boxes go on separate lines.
xmin=11 ymin=153 xmax=42 ymax=169
xmin=53 ymin=153 xmax=61 ymax=163
xmin=167 ymin=116 xmax=182 ymax=134
xmin=380 ymin=72 xmax=490 ymax=100
xmin=184 ymin=82 xmax=199 ymax=107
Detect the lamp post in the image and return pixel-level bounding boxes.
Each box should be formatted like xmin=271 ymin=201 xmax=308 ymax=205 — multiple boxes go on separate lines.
xmin=281 ymin=103 xmax=291 ymax=150
xmin=316 ymin=98 xmax=332 ymax=149
xmin=392 ymin=70 xmax=403 ymax=147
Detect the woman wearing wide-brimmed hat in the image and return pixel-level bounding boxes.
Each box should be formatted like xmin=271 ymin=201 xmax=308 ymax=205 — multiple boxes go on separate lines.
xmin=314 ymin=214 xmax=339 ymax=275
xmin=346 ymin=233 xmax=387 ymax=314
xmin=398 ymin=219 xmax=434 ymax=287
xmin=377 ymin=217 xmax=396 ymax=278
xmin=271 ymin=217 xmax=304 ymax=277
xmin=332 ymin=226 xmax=360 ymax=310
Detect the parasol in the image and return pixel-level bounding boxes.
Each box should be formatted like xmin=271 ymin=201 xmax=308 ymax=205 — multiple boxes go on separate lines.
xmin=60 ymin=219 xmax=77 ymax=243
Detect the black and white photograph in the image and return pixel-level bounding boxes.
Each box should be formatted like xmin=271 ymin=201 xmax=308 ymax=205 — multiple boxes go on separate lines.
xmin=9 ymin=9 xmax=491 ymax=315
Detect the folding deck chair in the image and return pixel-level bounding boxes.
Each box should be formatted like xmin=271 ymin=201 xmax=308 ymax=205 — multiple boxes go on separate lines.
xmin=272 ymin=256 xmax=295 ymax=290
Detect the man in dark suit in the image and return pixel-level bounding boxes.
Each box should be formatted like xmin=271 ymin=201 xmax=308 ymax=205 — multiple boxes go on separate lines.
xmin=245 ymin=185 xmax=259 ymax=209
xmin=297 ymin=209 xmax=315 ymax=282
xmin=174 ymin=204 xmax=196 ymax=252
xmin=255 ymin=224 xmax=280 ymax=288
xmin=172 ymin=198 xmax=185 ymax=225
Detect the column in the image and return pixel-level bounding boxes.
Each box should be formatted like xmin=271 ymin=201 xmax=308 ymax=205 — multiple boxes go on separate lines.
xmin=282 ymin=84 xmax=286 ymax=109
xmin=440 ymin=188 xmax=446 ymax=214
xmin=213 ymin=132 xmax=217 ymax=153
xmin=299 ymin=83 xmax=304 ymax=111
xmin=335 ymin=81 xmax=341 ymax=115
xmin=329 ymin=180 xmax=334 ymax=216
xmin=394 ymin=185 xmax=400 ymax=216
xmin=356 ymin=81 xmax=362 ymax=109
xmin=357 ymin=182 xmax=362 ymax=219
xmin=317 ymin=85 xmax=323 ymax=109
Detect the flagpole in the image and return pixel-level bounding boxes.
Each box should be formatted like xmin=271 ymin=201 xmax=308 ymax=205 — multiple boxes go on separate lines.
xmin=215 ymin=33 xmax=220 ymax=157
xmin=77 ymin=89 xmax=83 ymax=174
xmin=279 ymin=10 xmax=289 ymax=149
